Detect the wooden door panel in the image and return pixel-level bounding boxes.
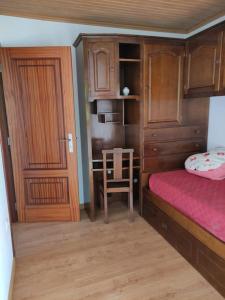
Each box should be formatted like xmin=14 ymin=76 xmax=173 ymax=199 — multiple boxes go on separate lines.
xmin=88 ymin=41 xmax=117 ymax=100
xmin=94 ymin=50 xmax=110 ymax=90
xmin=2 ymin=47 xmax=80 ymax=222
xmin=144 ymin=43 xmax=184 ymax=126
xmin=187 ymin=46 xmax=217 ymax=89
xmin=15 ymin=58 xmax=67 ymax=170
xmin=25 ymin=177 xmax=69 ymax=206
xmin=184 ymin=29 xmax=222 ymax=97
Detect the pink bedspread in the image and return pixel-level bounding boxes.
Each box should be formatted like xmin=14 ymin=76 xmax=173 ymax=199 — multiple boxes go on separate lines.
xmin=149 ymin=170 xmax=225 ymax=242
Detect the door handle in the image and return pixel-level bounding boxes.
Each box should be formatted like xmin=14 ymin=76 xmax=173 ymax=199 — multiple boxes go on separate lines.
xmin=60 ymin=133 xmax=74 ymax=153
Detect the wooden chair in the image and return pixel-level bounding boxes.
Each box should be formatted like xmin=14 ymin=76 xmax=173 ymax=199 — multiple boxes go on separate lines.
xmin=100 ymin=148 xmax=134 ymax=223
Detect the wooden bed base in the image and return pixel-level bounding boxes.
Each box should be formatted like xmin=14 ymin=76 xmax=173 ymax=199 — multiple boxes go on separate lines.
xmin=142 ymin=188 xmax=225 ymax=298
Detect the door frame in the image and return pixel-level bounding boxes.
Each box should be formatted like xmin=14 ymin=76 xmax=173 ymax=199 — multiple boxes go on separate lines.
xmin=0 ymin=60 xmax=17 ymax=223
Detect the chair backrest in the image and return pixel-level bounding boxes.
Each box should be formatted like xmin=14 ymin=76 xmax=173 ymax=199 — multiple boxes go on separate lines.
xmin=102 ymin=148 xmax=134 ymax=184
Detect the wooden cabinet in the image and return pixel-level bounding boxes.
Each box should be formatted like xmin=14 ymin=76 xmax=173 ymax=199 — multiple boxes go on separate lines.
xmin=87 ymin=41 xmax=117 ymax=101
xmin=75 ymin=34 xmax=209 ymax=220
xmin=184 ymin=28 xmax=223 ymax=97
xmin=144 ymin=42 xmax=184 ymax=126
xmin=75 ymin=35 xmax=142 ymax=220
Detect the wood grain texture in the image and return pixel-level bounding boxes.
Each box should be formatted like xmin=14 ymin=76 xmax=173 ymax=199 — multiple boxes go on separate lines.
xmin=88 ymin=41 xmax=117 ymax=101
xmin=143 ymin=42 xmax=184 ymax=126
xmin=144 ymin=126 xmax=207 ymax=142
xmin=184 ymin=26 xmax=223 ymax=97
xmin=1 ymin=0 xmax=225 ymax=33
xmin=144 ymin=139 xmax=205 ymax=157
xmin=1 ymin=47 xmax=80 ymax=222
xmin=143 ymin=189 xmax=225 ymax=297
xmin=75 ymin=35 xmax=210 ymax=220
xmin=76 ymin=38 xmax=142 ymax=220
xmin=101 ymin=148 xmax=134 ymax=222
xmin=143 ymin=189 xmax=225 ymax=260
xmin=12 ymin=205 xmax=224 ymax=300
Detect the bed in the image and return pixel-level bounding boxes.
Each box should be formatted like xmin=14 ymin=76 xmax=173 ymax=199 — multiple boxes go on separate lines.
xmin=142 ymin=170 xmax=225 ymax=297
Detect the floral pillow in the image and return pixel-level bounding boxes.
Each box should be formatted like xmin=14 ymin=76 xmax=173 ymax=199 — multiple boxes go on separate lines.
xmin=185 ymin=148 xmax=225 ymax=180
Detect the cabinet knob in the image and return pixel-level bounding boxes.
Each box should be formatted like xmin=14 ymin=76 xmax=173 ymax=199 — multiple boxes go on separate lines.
xmin=195 ymin=143 xmax=200 ymax=148
xmin=161 ymin=222 xmax=168 ymax=231
xmin=195 ymin=129 xmax=200 ymax=134
xmin=152 ymin=133 xmax=157 ymax=137
xmin=152 ymin=147 xmax=158 ymax=152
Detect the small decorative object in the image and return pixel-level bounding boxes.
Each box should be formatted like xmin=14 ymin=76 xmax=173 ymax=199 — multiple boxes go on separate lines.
xmin=122 ymin=86 xmax=130 ymax=96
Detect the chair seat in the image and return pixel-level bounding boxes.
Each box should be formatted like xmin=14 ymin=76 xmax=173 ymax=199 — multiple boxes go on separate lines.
xmin=107 ymin=179 xmax=129 ymax=183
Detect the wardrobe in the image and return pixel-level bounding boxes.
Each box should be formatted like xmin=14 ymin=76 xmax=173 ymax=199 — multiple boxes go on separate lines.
xmin=74 ymin=34 xmax=209 ymax=220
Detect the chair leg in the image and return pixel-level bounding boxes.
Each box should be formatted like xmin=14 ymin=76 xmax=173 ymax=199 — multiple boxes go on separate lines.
xmin=100 ymin=188 xmax=104 ymax=212
xmin=129 ymin=191 xmax=134 ymax=222
xmin=104 ymin=191 xmax=109 ymax=224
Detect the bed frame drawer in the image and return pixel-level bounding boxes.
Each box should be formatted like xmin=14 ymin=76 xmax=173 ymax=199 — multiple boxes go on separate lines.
xmin=144 ymin=126 xmax=207 ymax=142
xmin=143 ymin=194 xmax=193 ymax=260
xmin=144 ymin=139 xmax=205 ymax=157
xmin=142 ymin=192 xmax=225 ymax=297
xmin=142 ymin=197 xmax=169 ymax=237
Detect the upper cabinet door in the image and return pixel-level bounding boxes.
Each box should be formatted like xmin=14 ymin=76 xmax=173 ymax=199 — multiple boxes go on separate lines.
xmin=87 ymin=41 xmax=117 ymax=101
xmin=184 ymin=29 xmax=223 ymax=97
xmin=144 ymin=43 xmax=184 ymax=127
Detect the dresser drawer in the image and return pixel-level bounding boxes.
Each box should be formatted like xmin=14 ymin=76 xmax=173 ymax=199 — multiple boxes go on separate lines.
xmin=143 ymin=153 xmax=193 ymax=172
xmin=144 ymin=139 xmax=205 ymax=157
xmin=144 ymin=126 xmax=207 ymax=142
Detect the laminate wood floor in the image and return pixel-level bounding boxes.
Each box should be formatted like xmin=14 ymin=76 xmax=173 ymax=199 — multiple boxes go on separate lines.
xmin=12 ymin=203 xmax=224 ymax=300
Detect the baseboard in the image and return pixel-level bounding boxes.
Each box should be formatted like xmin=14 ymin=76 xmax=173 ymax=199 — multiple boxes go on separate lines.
xmin=8 ymin=258 xmax=15 ymax=300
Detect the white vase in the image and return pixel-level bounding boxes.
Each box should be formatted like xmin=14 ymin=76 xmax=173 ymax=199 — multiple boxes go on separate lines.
xmin=122 ymin=87 xmax=130 ymax=96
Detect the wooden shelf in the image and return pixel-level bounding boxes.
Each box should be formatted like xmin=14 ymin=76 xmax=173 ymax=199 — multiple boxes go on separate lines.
xmin=98 ymin=112 xmax=122 ymax=124
xmin=119 ymin=58 xmax=141 ymax=62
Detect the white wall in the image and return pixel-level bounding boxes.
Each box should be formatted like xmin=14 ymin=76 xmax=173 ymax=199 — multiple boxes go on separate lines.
xmin=0 ymin=15 xmax=185 ymax=204
xmin=208 ymin=96 xmax=225 ymax=150
xmin=0 ymin=145 xmax=13 ymax=300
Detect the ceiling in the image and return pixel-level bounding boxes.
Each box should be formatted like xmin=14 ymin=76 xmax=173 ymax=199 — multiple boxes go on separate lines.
xmin=0 ymin=0 xmax=225 ymax=33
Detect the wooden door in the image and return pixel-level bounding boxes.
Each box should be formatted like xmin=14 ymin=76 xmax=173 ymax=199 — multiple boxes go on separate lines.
xmin=1 ymin=47 xmax=80 ymax=222
xmin=87 ymin=41 xmax=117 ymax=101
xmin=144 ymin=43 xmax=184 ymax=127
xmin=184 ymin=29 xmax=223 ymax=97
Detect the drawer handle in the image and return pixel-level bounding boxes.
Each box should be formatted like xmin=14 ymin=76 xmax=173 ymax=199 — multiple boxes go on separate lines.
xmin=152 ymin=133 xmax=157 ymax=137
xmin=152 ymin=148 xmax=158 ymax=152
xmin=195 ymin=129 xmax=201 ymax=134
xmin=161 ymin=222 xmax=168 ymax=231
